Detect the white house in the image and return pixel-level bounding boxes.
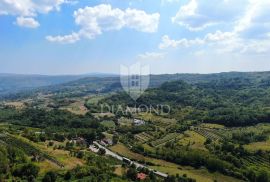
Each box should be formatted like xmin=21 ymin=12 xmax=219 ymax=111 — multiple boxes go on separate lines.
xmin=133 ymin=119 xmax=145 ymax=126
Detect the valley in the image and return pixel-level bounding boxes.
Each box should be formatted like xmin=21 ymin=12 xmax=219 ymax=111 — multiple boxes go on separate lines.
xmin=1 ymin=72 xmax=270 ymax=181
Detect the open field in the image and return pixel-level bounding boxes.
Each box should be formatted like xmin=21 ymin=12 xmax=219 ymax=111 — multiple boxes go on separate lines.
xmin=244 ymin=139 xmax=270 ymax=152
xmin=114 ymin=165 xmax=125 ymax=176
xmin=4 ymin=101 xmax=26 ymax=108
xmin=34 ymin=160 xmax=60 ymax=175
xmin=101 ymin=120 xmax=116 ymax=129
xmin=15 ymin=135 xmax=85 ymax=170
xmin=178 ymin=130 xmax=207 ymax=151
xmin=60 ymin=100 xmax=88 ymax=115
xmin=118 ymin=117 xmax=133 ymax=126
xmin=200 ymin=123 xmax=225 ymax=129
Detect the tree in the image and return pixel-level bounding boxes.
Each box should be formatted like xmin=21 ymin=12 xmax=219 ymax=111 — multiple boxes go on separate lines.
xmin=98 ymin=148 xmax=106 ymax=155
xmin=257 ymin=170 xmax=269 ymax=182
xmin=0 ymin=150 xmax=9 ymax=174
xmin=64 ymin=171 xmax=72 ymax=180
xmin=42 ymin=171 xmax=57 ymax=182
xmin=77 ymin=151 xmax=84 ymax=159
xmin=112 ymin=134 xmax=119 ymax=145
xmin=13 ymin=163 xmax=39 ymax=179
xmin=126 ymin=167 xmax=137 ymax=181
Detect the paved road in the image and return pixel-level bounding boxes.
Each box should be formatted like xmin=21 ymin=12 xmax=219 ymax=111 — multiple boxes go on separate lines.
xmin=91 ymin=141 xmax=168 ymax=178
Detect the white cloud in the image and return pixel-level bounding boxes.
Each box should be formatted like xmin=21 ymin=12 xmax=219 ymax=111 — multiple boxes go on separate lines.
xmin=205 ymin=31 xmax=235 ymax=42
xmin=0 ymin=0 xmax=66 ymax=16
xmin=0 ymin=0 xmax=75 ymax=26
xmin=46 ymin=33 xmax=80 ymax=44
xmin=138 ymin=52 xmax=166 ymax=60
xmin=47 ymin=4 xmax=160 ymax=43
xmin=124 ymin=8 xmax=160 ymax=33
xmin=159 ymin=35 xmax=204 ymax=49
xmin=159 ymin=30 xmax=270 ymax=54
xmin=166 ymin=0 xmax=270 ymax=54
xmin=234 ymin=0 xmax=270 ymax=39
xmin=15 ymin=16 xmax=39 ymax=28
xmin=172 ymin=0 xmax=247 ymax=31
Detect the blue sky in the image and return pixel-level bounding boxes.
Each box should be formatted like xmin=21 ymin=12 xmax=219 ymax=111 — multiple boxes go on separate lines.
xmin=1 ymin=0 xmax=270 ymax=75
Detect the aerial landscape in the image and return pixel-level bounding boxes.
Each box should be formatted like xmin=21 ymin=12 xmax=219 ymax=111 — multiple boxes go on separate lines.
xmin=1 ymin=0 xmax=270 ymax=182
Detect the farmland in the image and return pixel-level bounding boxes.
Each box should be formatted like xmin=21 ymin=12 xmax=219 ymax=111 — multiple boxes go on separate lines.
xmin=150 ymin=133 xmax=181 ymax=147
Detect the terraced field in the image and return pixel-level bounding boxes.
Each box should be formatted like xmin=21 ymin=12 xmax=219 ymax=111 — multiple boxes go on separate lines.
xmin=136 ymin=113 xmax=177 ymax=129
xmin=178 ymin=130 xmax=207 ymax=151
xmin=242 ymin=155 xmax=270 ymax=168
xmin=135 ymin=132 xmax=154 ymax=143
xmin=151 ymin=133 xmax=181 ymax=147
xmin=194 ymin=128 xmax=224 ymax=141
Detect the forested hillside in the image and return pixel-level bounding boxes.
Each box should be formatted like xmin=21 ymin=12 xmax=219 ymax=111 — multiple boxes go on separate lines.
xmin=101 ymin=74 xmax=270 ymax=127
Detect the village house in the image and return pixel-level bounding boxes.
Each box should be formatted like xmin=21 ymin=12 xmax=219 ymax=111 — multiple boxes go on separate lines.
xmin=70 ymin=137 xmax=87 ymax=146
xmin=133 ymin=119 xmax=145 ymax=126
xmin=100 ymin=138 xmax=113 ymax=146
xmin=137 ymin=173 xmax=147 ymax=180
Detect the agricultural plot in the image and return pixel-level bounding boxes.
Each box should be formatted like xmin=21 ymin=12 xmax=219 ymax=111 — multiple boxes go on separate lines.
xmin=178 ymin=131 xmax=207 ymax=151
xmin=61 ymin=100 xmax=88 ymax=115
xmin=194 ymin=128 xmax=223 ymax=141
xmin=151 ymin=133 xmax=180 ymax=147
xmin=242 ymin=155 xmax=270 ymax=168
xmin=200 ymin=123 xmax=225 ymax=129
xmin=0 ymin=133 xmax=64 ymax=168
xmin=135 ymin=132 xmax=154 ymax=143
xmin=118 ymin=117 xmax=133 ymax=126
xmin=136 ymin=113 xmax=177 ymax=129
xmin=101 ymin=120 xmax=116 ymax=129
xmin=244 ymin=140 xmax=270 ymax=152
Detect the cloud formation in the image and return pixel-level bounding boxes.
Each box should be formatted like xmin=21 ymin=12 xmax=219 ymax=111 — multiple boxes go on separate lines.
xmin=47 ymin=4 xmax=160 ymax=43
xmin=163 ymin=0 xmax=270 ymax=54
xmin=15 ymin=16 xmax=40 ymax=28
xmin=172 ymin=0 xmax=247 ymax=31
xmin=0 ymin=0 xmax=73 ymax=28
xmin=138 ymin=51 xmax=166 ymax=60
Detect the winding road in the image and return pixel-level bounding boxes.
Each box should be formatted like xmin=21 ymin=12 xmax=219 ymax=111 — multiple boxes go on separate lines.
xmin=90 ymin=141 xmax=168 ymax=178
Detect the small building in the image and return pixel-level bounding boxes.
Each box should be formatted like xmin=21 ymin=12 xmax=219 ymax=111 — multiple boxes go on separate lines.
xmin=70 ymin=137 xmax=87 ymax=146
xmin=100 ymin=138 xmax=113 ymax=146
xmin=133 ymin=119 xmax=145 ymax=126
xmin=137 ymin=173 xmax=147 ymax=180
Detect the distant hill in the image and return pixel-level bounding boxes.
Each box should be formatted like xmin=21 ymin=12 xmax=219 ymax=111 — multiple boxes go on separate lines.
xmin=3 ymin=71 xmax=270 ymax=100
xmin=0 ymin=74 xmax=85 ymax=98
xmin=35 ymin=71 xmax=270 ymax=97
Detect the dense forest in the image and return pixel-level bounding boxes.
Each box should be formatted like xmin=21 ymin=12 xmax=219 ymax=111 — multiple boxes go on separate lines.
xmin=100 ymin=75 xmax=270 ymax=127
